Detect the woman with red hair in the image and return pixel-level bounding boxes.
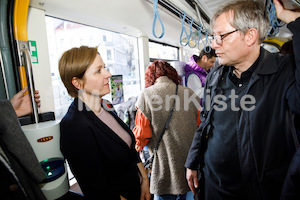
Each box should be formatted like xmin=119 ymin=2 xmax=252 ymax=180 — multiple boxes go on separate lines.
xmin=133 ymin=60 xmax=201 ymax=200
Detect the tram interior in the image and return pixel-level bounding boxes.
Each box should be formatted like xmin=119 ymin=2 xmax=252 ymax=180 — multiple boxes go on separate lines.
xmin=1 ymin=0 xmax=299 ymax=199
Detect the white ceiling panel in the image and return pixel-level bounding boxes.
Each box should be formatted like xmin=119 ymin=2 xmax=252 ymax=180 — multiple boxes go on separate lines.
xmin=29 ymin=0 xmax=292 ymax=47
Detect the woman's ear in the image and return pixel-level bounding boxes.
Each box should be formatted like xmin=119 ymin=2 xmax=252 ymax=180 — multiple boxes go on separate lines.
xmin=72 ymin=77 xmax=83 ymax=90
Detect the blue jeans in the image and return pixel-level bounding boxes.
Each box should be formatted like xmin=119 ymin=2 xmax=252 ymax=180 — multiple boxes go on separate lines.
xmin=154 ymin=191 xmax=194 ymax=200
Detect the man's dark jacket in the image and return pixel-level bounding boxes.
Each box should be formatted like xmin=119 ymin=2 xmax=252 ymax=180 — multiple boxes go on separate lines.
xmin=185 ymin=18 xmax=300 ymax=200
xmin=0 ymin=100 xmax=46 ymax=200
xmin=280 ymin=146 xmax=300 ymax=200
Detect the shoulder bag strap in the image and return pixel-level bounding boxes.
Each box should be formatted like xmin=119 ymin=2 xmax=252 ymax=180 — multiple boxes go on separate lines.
xmin=153 ymin=84 xmax=178 ymax=154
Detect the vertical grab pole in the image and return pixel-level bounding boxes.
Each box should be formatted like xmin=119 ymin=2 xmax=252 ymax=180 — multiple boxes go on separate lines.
xmin=13 ymin=0 xmax=38 ymax=123
xmin=0 ymin=50 xmax=9 ymax=99
xmin=0 ymin=0 xmax=18 ymax=98
xmin=20 ymin=44 xmax=39 ymax=124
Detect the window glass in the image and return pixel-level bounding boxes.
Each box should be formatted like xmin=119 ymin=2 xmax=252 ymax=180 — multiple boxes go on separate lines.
xmin=183 ymin=47 xmax=200 ymax=63
xmin=45 ymin=16 xmax=141 ymax=120
xmin=149 ymin=41 xmax=179 ymax=61
xmin=107 ymin=50 xmax=112 ymax=60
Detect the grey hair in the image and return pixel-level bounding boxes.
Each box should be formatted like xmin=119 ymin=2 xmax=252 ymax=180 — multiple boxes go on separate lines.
xmin=210 ymin=0 xmax=269 ymax=43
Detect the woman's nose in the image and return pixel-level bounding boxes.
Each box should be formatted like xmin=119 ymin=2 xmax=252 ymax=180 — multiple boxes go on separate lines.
xmin=105 ymin=70 xmax=112 ymax=78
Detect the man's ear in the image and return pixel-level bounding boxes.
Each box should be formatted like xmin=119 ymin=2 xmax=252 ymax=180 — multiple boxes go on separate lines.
xmin=72 ymin=77 xmax=83 ymax=90
xmin=245 ymin=28 xmax=259 ymax=46
xmin=201 ymin=55 xmax=208 ymax=62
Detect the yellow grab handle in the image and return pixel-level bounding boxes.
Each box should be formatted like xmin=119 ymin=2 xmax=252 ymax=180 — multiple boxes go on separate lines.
xmin=13 ymin=0 xmax=30 ymax=41
xmin=14 ymin=0 xmax=30 ymax=88
xmin=19 ymin=66 xmax=27 ymax=89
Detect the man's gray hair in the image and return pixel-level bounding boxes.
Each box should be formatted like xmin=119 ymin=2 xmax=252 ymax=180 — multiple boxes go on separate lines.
xmin=210 ymin=0 xmax=269 ymax=43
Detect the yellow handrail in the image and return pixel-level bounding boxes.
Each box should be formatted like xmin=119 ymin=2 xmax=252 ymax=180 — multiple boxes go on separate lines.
xmin=264 ymin=37 xmax=285 ymax=47
xmin=13 ymin=0 xmax=29 ymax=41
xmin=13 ymin=0 xmax=30 ymax=89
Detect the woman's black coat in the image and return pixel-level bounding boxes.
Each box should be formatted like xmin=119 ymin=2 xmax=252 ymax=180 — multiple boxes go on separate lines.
xmin=60 ymin=98 xmax=141 ymax=200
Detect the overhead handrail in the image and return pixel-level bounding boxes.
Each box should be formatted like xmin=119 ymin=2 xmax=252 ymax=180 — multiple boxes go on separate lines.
xmin=197 ymin=25 xmax=211 ymax=52
xmin=188 ymin=17 xmax=197 ymax=48
xmin=197 ymin=25 xmax=203 ymax=48
xmin=266 ymin=0 xmax=285 ymax=39
xmin=152 ymin=0 xmax=210 ymax=48
xmin=194 ymin=1 xmax=207 ymax=33
xmin=179 ymin=12 xmax=189 ymax=46
xmin=203 ymin=34 xmax=211 ymax=53
xmin=194 ymin=1 xmax=212 ymax=51
xmin=152 ymin=0 xmax=165 ymax=39
xmin=150 ymin=0 xmax=208 ymax=48
xmin=202 ymin=30 xmax=211 ymax=52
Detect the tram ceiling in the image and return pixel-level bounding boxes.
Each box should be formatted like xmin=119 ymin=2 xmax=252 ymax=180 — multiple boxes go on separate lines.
xmin=29 ymin=0 xmax=293 ymax=47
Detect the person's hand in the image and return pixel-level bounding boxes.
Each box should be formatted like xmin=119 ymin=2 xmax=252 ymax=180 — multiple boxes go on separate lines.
xmin=186 ymin=168 xmax=198 ymax=196
xmin=136 ymin=162 xmax=151 ymax=200
xmin=273 ymin=0 xmax=300 ymax=24
xmin=140 ymin=177 xmax=151 ymax=200
xmin=10 ymin=86 xmax=41 ymax=117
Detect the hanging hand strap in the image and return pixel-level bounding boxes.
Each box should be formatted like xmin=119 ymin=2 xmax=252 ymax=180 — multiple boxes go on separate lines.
xmin=153 ymin=84 xmax=178 ymax=154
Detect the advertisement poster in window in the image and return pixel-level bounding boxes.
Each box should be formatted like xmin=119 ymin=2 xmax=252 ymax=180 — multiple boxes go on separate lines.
xmin=111 ymin=75 xmax=124 ymax=105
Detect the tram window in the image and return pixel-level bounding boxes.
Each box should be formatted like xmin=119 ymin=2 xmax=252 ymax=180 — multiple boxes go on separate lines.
xmin=107 ymin=50 xmax=112 ymax=60
xmin=182 ymin=47 xmax=200 ymax=63
xmin=149 ymin=40 xmax=179 ymax=61
xmin=45 ymin=16 xmax=141 ymax=120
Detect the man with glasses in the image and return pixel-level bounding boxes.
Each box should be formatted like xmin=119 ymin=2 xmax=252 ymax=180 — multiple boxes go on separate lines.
xmin=185 ymin=0 xmax=300 ymax=200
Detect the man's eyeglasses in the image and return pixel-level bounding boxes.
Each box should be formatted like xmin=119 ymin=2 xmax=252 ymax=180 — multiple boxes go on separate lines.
xmin=209 ymin=29 xmax=239 ymax=45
